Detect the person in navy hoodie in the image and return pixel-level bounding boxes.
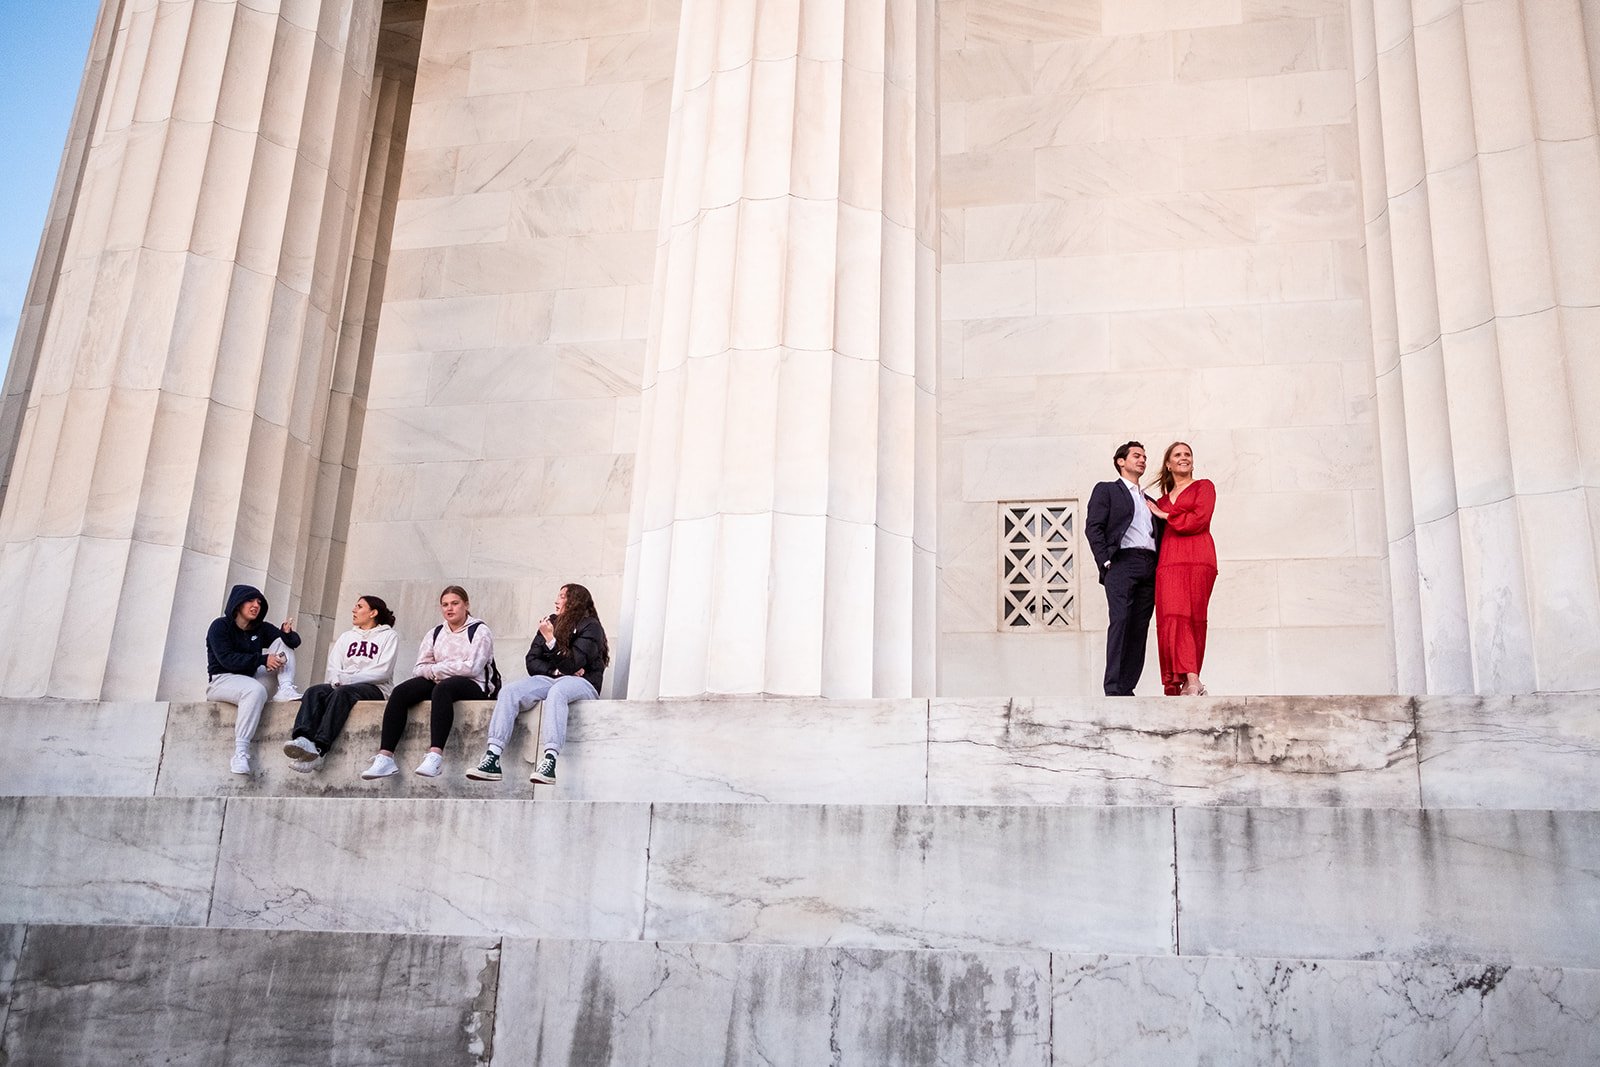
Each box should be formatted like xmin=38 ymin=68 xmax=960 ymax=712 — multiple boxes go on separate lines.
xmin=205 ymin=584 xmax=303 ymax=774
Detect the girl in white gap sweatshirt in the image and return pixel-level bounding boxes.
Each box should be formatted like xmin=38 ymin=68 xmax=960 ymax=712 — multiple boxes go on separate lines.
xmin=282 ymin=596 xmax=399 ymax=771
xmin=361 ymin=585 xmax=495 ymax=780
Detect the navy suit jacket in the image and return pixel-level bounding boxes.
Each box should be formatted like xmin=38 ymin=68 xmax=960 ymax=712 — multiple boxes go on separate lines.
xmin=1085 ymin=479 xmax=1164 ymax=585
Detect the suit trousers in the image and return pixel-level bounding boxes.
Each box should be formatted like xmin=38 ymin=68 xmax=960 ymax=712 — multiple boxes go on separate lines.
xmin=1103 ymin=548 xmax=1157 ymax=696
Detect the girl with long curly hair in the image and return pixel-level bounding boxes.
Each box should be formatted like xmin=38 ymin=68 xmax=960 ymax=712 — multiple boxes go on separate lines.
xmin=466 ymin=583 xmax=609 ymax=786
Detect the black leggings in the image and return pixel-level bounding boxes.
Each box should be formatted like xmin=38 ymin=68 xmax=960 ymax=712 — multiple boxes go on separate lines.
xmin=291 ymin=682 xmax=384 ymax=754
xmin=380 ymin=674 xmax=487 ymax=752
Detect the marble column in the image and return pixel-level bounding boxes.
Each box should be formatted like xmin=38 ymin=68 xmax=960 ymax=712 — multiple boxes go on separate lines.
xmin=619 ymin=0 xmax=939 ymax=698
xmin=0 ymin=0 xmax=127 ymax=505
xmin=1352 ymin=0 xmax=1600 ymax=693
xmin=297 ymin=13 xmax=421 ymax=673
xmin=0 ymin=0 xmax=387 ymax=699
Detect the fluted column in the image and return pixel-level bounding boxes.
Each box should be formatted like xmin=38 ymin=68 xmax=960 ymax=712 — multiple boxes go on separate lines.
xmin=619 ymin=0 xmax=939 ymax=698
xmin=1352 ymin=0 xmax=1600 ymax=693
xmin=0 ymin=0 xmax=387 ymax=699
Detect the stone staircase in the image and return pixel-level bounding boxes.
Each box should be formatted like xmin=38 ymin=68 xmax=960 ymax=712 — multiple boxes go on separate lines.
xmin=1 ymin=694 xmax=1598 ymax=1064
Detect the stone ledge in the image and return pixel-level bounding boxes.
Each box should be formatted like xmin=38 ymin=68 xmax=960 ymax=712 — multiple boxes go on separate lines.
xmin=4 ymin=797 xmax=1598 ymax=966
xmin=3 ymin=925 xmax=1596 ymax=1067
xmin=2 ymin=693 xmax=1597 ymax=807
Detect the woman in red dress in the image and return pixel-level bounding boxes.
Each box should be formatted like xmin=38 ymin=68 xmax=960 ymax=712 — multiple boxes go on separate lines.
xmin=1146 ymin=442 xmax=1217 ymax=695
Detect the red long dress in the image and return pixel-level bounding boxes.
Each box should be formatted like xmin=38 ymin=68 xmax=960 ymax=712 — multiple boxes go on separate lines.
xmin=1155 ymin=479 xmax=1218 ymax=696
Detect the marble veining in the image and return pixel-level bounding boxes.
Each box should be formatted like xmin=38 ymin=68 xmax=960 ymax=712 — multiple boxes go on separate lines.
xmin=928 ymin=696 xmax=1420 ymax=806
xmin=0 ymin=796 xmax=222 ymax=927
xmin=641 ymin=802 xmax=1177 ymax=953
xmin=0 ymin=700 xmax=165 ymax=796
xmin=1415 ymin=694 xmax=1600 ymax=809
xmin=2 ymin=925 xmax=502 ymax=1067
xmin=1176 ymin=807 xmax=1600 ymax=967
xmin=558 ymin=696 xmax=928 ymax=803
xmin=494 ymin=938 xmax=1052 ymax=1066
xmin=1053 ymin=953 xmax=1600 ymax=1066
xmin=209 ymin=798 xmax=649 ymax=939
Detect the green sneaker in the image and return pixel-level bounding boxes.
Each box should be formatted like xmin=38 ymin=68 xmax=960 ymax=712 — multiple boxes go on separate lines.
xmin=529 ymin=752 xmax=557 ymax=785
xmin=465 ymin=750 xmax=503 ymax=781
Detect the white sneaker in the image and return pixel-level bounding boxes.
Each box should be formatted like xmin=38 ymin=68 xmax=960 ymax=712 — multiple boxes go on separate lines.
xmin=276 ymin=684 xmax=302 ymax=701
xmin=361 ymin=754 xmax=398 ymax=779
xmin=283 ymin=737 xmax=319 ymax=761
xmin=230 ymin=752 xmax=251 ymax=775
xmin=414 ymin=752 xmax=444 ymax=777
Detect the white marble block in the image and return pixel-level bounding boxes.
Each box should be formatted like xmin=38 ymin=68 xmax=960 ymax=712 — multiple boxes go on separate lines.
xmin=1 ymin=925 xmax=501 ymax=1067
xmin=1052 ymin=953 xmax=1600 ymax=1066
xmin=494 ymin=938 xmax=1052 ymax=1066
xmin=1176 ymin=807 xmax=1600 ymax=967
xmin=0 ymin=700 xmax=166 ymax=796
xmin=642 ymin=803 xmax=1177 ymax=953
xmin=153 ymin=700 xmax=544 ymax=799
xmin=0 ymin=796 xmax=222 ymax=926
xmin=1415 ymin=694 xmax=1600 ymax=810
xmin=557 ymin=696 xmax=929 ymax=803
xmin=209 ymin=797 xmax=650 ymax=938
xmin=927 ymin=695 xmax=1420 ymax=806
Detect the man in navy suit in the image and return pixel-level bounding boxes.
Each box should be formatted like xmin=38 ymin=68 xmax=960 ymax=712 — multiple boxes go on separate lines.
xmin=1085 ymin=441 xmax=1163 ymax=696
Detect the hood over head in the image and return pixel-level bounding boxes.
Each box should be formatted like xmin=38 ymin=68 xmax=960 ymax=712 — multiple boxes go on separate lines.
xmin=225 ymin=584 xmax=268 ymax=623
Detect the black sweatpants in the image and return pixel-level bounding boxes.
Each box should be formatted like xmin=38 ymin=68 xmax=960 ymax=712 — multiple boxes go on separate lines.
xmin=291 ymin=682 xmax=385 ymax=754
xmin=380 ymin=674 xmax=487 ymax=752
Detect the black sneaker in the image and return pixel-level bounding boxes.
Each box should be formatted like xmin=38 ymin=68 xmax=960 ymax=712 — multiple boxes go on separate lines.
xmin=465 ymin=751 xmax=502 ymax=781
xmin=529 ymin=752 xmax=557 ymax=785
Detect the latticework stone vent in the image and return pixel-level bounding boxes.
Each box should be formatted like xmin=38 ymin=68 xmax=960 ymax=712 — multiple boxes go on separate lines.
xmin=1000 ymin=502 xmax=1077 ymax=630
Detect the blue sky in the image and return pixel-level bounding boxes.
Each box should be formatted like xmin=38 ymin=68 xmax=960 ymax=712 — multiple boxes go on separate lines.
xmin=0 ymin=0 xmax=102 ymax=371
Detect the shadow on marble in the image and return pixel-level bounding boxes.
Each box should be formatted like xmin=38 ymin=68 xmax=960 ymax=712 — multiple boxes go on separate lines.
xmin=1416 ymin=694 xmax=1600 ymax=809
xmin=1053 ymin=952 xmax=1600 ymax=1066
xmin=155 ymin=701 xmax=544 ymax=798
xmin=929 ymin=696 xmax=1420 ymax=807
xmin=209 ymin=797 xmax=649 ymax=939
xmin=0 ymin=924 xmax=22 ymax=1044
xmin=559 ymin=696 xmax=929 ymax=803
xmin=0 ymin=796 xmax=222 ymax=927
xmin=642 ymin=803 xmax=1177 ymax=953
xmin=1 ymin=925 xmax=500 ymax=1066
xmin=494 ymin=938 xmax=1051 ymax=1067
xmin=0 ymin=700 xmax=166 ymax=796
xmin=1176 ymin=807 xmax=1600 ymax=967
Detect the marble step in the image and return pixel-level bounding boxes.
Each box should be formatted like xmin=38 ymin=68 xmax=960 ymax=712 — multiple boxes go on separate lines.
xmin=5 ymin=692 xmax=1598 ymax=807
xmin=2 ymin=924 xmax=1596 ymax=1066
xmin=4 ymin=795 xmax=1597 ymax=968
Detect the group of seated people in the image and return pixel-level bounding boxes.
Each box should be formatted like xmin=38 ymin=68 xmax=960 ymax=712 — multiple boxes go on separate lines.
xmin=202 ymin=582 xmax=607 ymax=786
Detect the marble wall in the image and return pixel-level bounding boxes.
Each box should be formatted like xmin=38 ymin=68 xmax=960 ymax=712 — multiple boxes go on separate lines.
xmin=5 ymin=926 xmax=1597 ymax=1065
xmin=937 ymin=0 xmax=1395 ymax=696
xmin=339 ymin=0 xmax=684 ymax=682
xmin=9 ymin=692 xmax=1600 ymax=808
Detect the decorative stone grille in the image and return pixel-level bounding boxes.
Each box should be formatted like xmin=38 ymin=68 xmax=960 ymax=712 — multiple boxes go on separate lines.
xmin=1000 ymin=502 xmax=1077 ymax=630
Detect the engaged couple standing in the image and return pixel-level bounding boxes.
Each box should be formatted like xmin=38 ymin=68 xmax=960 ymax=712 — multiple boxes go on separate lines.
xmin=1087 ymin=441 xmax=1218 ymax=697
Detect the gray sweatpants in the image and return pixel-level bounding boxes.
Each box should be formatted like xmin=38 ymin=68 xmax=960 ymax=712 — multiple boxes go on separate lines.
xmin=485 ymin=674 xmax=597 ymax=756
xmin=205 ymin=639 xmax=296 ymax=752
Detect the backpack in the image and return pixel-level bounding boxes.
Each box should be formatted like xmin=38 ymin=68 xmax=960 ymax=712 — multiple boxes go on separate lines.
xmin=430 ymin=620 xmax=503 ymax=699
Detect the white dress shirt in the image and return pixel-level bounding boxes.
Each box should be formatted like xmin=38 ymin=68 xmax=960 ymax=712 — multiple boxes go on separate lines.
xmin=1117 ymin=477 xmax=1156 ymax=551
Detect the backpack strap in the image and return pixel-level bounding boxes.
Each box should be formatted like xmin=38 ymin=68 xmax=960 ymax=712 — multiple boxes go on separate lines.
xmin=466 ymin=621 xmax=482 ymax=641
xmin=430 ymin=623 xmax=443 ymax=644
